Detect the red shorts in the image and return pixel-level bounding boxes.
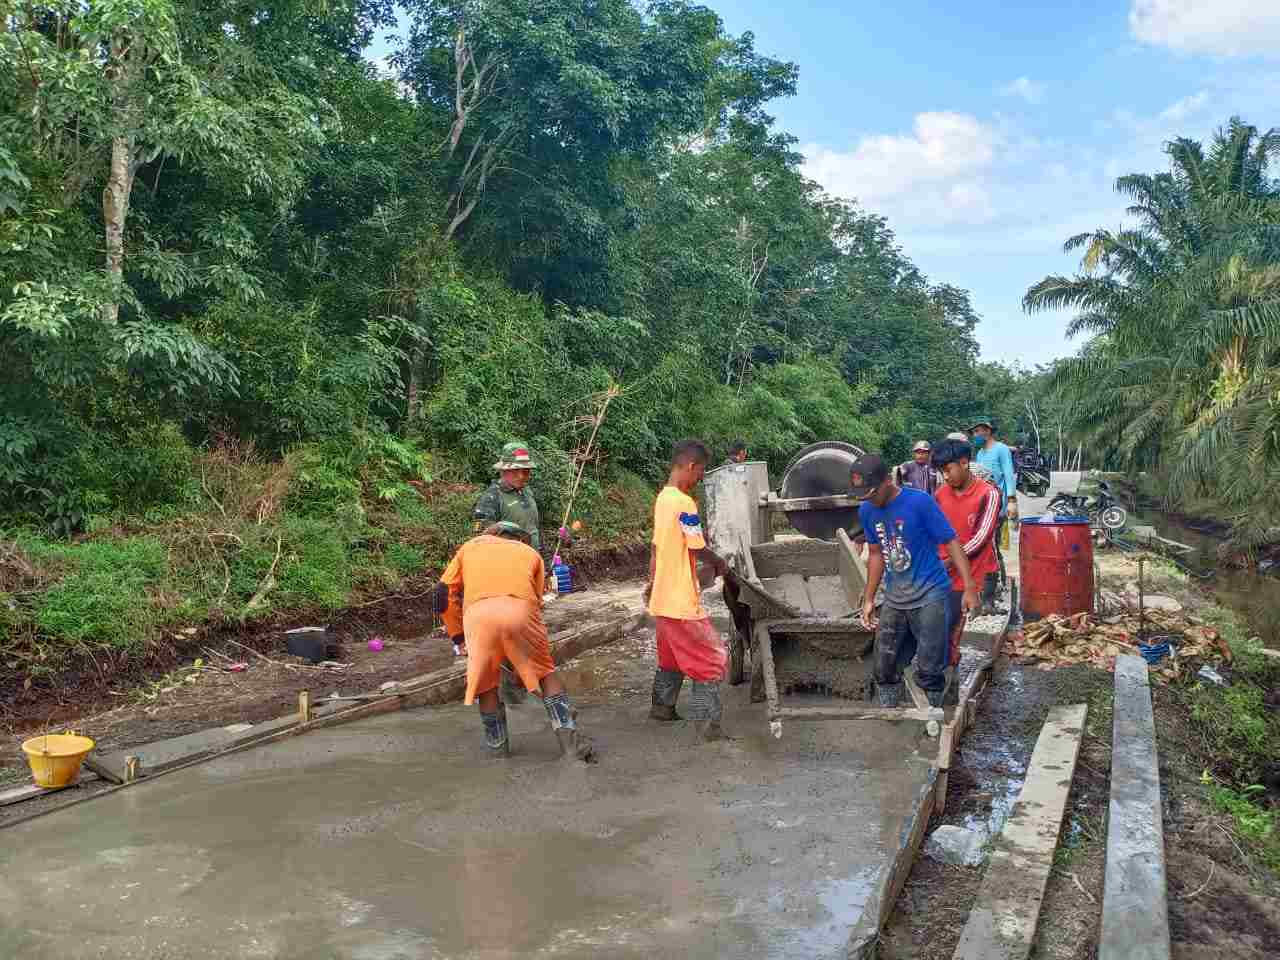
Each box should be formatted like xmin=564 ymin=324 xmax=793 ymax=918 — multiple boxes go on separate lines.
xmin=655 ymin=616 xmax=726 ymax=683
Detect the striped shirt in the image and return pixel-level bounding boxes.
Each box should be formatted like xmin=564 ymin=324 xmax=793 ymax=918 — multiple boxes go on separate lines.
xmin=934 ymin=477 xmax=1000 ymax=590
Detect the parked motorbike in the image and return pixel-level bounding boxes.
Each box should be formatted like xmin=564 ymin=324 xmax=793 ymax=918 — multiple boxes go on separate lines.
xmin=1048 ymin=480 xmax=1127 ymax=530
xmin=1014 ymin=449 xmax=1050 ymax=498
xmin=1016 ymin=464 xmax=1050 ymax=498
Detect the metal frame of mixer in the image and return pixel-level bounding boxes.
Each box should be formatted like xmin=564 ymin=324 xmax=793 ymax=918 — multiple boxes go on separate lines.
xmin=706 ymin=445 xmax=949 ymax=740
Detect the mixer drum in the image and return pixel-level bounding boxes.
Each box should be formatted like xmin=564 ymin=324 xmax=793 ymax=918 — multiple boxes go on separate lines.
xmin=779 ymin=441 xmax=866 ymax=541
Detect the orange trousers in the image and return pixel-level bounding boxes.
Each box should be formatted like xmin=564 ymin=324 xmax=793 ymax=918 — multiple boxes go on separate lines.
xmin=462 ymin=596 xmax=556 ymax=704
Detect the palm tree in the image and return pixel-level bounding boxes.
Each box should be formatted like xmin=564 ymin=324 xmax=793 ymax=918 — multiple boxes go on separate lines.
xmin=1024 ymin=117 xmax=1280 ymax=546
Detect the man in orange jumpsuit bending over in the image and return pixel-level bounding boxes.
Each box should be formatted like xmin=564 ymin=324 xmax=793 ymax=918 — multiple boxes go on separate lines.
xmin=439 ymin=521 xmax=594 ymax=762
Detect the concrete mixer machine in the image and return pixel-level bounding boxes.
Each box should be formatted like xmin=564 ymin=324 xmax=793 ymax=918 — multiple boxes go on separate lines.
xmin=705 ymin=442 xmax=943 ymax=738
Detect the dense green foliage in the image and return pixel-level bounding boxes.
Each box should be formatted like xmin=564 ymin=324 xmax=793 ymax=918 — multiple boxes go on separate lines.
xmin=1026 ymin=118 xmax=1280 ymax=544
xmin=2 ymin=0 xmax=1018 ymax=523
xmin=0 ymin=1 xmax=1034 ymax=684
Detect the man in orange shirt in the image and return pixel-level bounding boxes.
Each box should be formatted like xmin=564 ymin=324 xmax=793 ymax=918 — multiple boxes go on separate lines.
xmin=644 ymin=439 xmax=730 ymax=741
xmin=439 ymin=522 xmax=594 ymax=762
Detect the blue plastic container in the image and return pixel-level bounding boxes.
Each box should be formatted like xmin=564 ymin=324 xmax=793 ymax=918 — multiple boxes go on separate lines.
xmin=553 ymin=562 xmax=573 ymax=594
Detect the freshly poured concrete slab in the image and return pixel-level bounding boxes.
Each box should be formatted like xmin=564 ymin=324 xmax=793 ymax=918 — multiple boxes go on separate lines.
xmin=0 ymin=679 xmax=937 ymax=959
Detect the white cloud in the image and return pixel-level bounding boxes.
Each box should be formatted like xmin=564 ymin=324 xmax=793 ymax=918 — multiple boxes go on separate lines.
xmin=998 ymin=76 xmax=1045 ymax=104
xmin=801 ymin=112 xmax=1001 ymax=226
xmin=1130 ymin=1 xmax=1280 ymax=58
xmin=1158 ymin=90 xmax=1210 ymax=122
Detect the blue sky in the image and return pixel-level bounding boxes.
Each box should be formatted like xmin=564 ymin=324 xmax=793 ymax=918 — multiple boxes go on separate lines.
xmin=370 ymin=2 xmax=1280 ymax=366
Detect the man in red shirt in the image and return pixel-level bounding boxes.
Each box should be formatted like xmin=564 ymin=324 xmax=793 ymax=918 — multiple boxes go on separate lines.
xmin=931 ymin=438 xmax=1000 ymax=686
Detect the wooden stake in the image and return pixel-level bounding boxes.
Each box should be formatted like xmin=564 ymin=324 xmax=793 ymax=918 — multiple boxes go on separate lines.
xmin=298 ymin=690 xmax=312 ymax=724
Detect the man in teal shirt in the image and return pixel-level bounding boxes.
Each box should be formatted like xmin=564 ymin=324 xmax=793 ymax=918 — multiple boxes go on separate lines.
xmin=968 ymin=417 xmax=1016 ymax=613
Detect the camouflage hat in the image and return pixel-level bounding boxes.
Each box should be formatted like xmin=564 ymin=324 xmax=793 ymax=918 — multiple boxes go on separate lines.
xmin=967 ymin=416 xmax=995 ymax=431
xmin=493 ymin=441 xmax=536 ymax=471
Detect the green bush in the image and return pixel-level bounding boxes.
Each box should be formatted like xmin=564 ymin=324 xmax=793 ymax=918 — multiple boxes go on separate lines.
xmin=383 ymin=541 xmax=425 ymax=576
xmin=27 ymin=537 xmax=167 ymax=652
xmin=274 ymin=516 xmax=355 ymax=609
xmin=287 ymin=440 xmax=366 ymax=522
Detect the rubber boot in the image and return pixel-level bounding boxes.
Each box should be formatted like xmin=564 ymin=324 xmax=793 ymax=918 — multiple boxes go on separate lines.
xmin=545 ymin=692 xmax=595 ymax=763
xmin=650 ymin=669 xmax=684 ymax=721
xmin=942 ymin=666 xmax=959 ymax=706
xmin=980 ymin=573 xmax=1007 ymax=616
xmin=876 ymin=681 xmax=905 ymax=708
xmin=480 ymin=704 xmax=509 ymax=757
xmin=688 ymin=681 xmax=723 ymax=742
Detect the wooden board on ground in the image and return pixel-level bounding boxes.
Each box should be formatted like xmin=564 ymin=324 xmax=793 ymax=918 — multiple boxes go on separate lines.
xmin=0 ymin=776 xmax=95 ymax=806
xmin=951 ymin=703 xmax=1088 ymax=960
xmin=1099 ymin=655 xmax=1171 ymax=960
xmin=777 ymin=705 xmax=934 ymax=722
xmin=935 ymin=613 xmax=1007 ymax=814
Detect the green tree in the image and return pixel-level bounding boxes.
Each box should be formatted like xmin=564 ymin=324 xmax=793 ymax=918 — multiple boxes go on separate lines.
xmin=1026 ymin=117 xmax=1280 ymax=542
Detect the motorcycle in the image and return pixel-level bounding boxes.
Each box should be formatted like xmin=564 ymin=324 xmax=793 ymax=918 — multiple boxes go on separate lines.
xmin=1015 ymin=461 xmax=1050 ymax=498
xmin=1048 ymin=480 xmax=1127 ymax=530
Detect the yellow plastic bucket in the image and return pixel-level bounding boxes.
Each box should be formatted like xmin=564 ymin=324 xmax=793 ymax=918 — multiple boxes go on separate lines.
xmin=21 ymin=733 xmax=96 ymax=788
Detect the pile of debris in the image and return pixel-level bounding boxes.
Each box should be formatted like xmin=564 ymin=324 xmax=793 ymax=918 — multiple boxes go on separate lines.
xmin=1007 ymin=609 xmax=1231 ymax=682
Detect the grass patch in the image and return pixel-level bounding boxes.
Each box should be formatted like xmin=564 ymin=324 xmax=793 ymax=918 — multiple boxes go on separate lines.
xmin=1206 ymin=784 xmax=1280 ymax=872
xmin=383 ymin=542 xmax=426 ymax=577
xmin=2 ymin=439 xmax=655 ymax=694
xmin=1171 ymin=607 xmax=1280 ymax=878
xmin=12 ymin=537 xmax=168 ymax=674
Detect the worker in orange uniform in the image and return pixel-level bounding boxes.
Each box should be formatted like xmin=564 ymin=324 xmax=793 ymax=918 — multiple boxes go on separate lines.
xmin=644 ymin=439 xmax=730 ymax=741
xmin=438 ymin=521 xmax=594 ymax=762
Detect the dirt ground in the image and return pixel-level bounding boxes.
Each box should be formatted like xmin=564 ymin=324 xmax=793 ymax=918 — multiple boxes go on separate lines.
xmin=879 ymin=544 xmax=1280 ymax=960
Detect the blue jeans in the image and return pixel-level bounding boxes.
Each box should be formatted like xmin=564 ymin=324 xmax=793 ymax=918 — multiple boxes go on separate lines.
xmin=875 ymin=596 xmax=949 ymax=692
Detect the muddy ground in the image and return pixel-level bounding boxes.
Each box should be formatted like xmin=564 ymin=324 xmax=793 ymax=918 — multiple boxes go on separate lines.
xmin=0 ymin=542 xmax=650 ymax=737
xmin=879 ymin=543 xmax=1280 ymax=960
xmin=2 ymin=588 xmax=942 ymax=960
xmin=6 ymin=512 xmax=1278 ymax=956
xmin=1 ymin=579 xmax=647 ymax=824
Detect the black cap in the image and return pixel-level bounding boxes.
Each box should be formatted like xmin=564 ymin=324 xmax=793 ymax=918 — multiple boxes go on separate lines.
xmin=849 ymin=454 xmax=889 ymax=500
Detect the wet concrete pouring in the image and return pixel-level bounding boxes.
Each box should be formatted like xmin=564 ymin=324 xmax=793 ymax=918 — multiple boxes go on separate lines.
xmin=0 ymin=587 xmax=984 ymax=960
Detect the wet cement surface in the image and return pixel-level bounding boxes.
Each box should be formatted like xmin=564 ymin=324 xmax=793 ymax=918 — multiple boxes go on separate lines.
xmin=0 ymin=597 xmax=938 ymax=960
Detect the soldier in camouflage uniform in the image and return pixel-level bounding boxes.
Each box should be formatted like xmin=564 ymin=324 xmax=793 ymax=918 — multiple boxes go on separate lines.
xmin=472 ymin=441 xmax=541 ymax=552
xmin=472 ymin=441 xmax=543 ymax=704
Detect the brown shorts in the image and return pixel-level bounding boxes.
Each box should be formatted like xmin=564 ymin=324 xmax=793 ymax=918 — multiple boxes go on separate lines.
xmin=463 ymin=596 xmax=556 ymax=703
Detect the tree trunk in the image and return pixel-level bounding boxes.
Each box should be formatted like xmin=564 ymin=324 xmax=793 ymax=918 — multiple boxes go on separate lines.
xmin=102 ymin=132 xmax=134 ymax=323
xmin=102 ymin=32 xmax=140 ymax=325
xmin=405 ymin=348 xmax=421 ymax=425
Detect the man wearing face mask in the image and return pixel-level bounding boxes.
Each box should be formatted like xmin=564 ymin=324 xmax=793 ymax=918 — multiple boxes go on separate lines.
xmin=967 ymin=418 xmax=1016 ymax=613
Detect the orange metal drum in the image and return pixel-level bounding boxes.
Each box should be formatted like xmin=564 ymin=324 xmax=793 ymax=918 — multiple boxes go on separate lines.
xmin=1019 ymin=516 xmax=1094 ymax=619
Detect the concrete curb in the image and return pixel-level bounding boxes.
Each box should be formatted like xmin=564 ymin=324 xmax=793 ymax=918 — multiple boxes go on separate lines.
xmin=844 ymin=600 xmax=1015 ymax=959
xmin=1099 ymin=654 xmax=1171 ymax=960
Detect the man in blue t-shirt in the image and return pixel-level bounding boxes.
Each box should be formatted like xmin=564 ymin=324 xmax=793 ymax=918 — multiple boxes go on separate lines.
xmin=851 ymin=453 xmax=980 ymax=707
